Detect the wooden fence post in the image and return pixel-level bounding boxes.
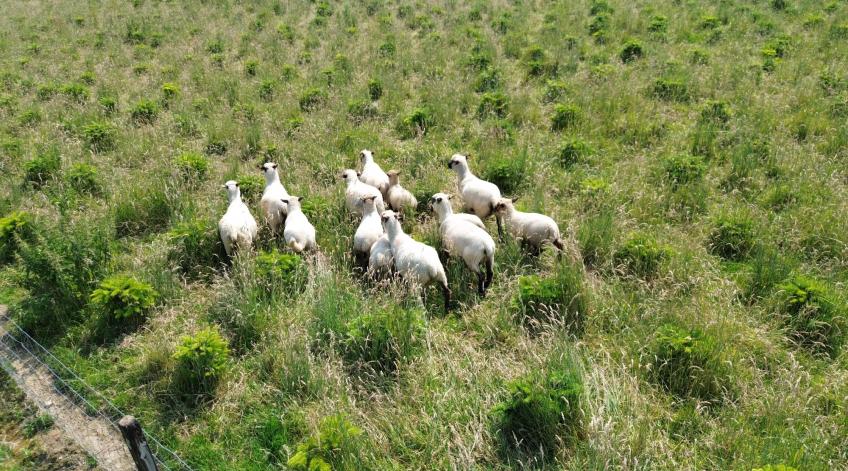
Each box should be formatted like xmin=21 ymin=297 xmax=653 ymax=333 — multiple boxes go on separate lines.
xmin=118 ymin=415 xmax=159 ymax=471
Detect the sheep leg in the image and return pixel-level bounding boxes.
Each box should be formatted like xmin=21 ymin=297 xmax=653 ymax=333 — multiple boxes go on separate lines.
xmin=485 ymin=261 xmax=494 ymax=291
xmin=496 ymin=215 xmax=504 ymax=241
xmin=477 ymin=271 xmax=486 ymax=296
xmin=442 ymin=283 xmax=452 ymax=312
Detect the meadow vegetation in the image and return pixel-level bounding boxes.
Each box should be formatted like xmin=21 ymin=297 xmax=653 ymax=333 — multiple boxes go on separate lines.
xmin=0 ymin=0 xmax=847 ymax=469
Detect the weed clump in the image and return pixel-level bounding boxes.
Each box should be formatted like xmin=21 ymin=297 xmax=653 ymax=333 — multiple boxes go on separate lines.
xmin=235 ymin=174 xmax=264 ymax=205
xmin=298 ymin=87 xmax=326 ymax=111
xmin=287 ymin=415 xmax=364 ymax=471
xmin=341 ymin=304 xmax=425 ymax=376
xmin=167 ymin=219 xmax=224 ymax=280
xmin=513 ymin=263 xmax=587 ymax=333
xmin=172 ymin=325 xmax=230 ymax=399
xmin=707 ymin=214 xmax=755 ymax=261
xmin=620 ymin=39 xmax=644 ymax=63
xmin=24 ymin=147 xmax=61 ymax=187
xmin=777 ymin=275 xmax=846 ymax=357
xmin=652 ymin=78 xmax=691 ymax=102
xmin=90 ymin=275 xmax=158 ymax=320
xmin=474 ymin=68 xmax=501 ymax=93
xmin=699 ymin=100 xmax=732 ymax=125
xmin=492 ymin=366 xmax=582 ymax=457
xmin=477 ymin=92 xmax=509 ymax=119
xmin=398 ymin=106 xmax=434 ymax=138
xmin=115 ymin=186 xmax=174 ymax=237
xmin=66 ymin=163 xmax=101 ymax=195
xmin=255 ymin=249 xmax=306 ymax=294
xmin=613 ymin=233 xmax=670 ymax=278
xmin=557 ymin=138 xmax=594 ymax=167
xmin=0 ymin=211 xmax=32 ymax=264
xmin=661 ymin=154 xmax=705 ymax=187
xmin=81 ymin=121 xmax=116 ymax=151
xmin=648 ymin=15 xmax=668 ymax=34
xmin=367 ymin=79 xmax=383 ymax=100
xmin=649 ymin=323 xmax=732 ymax=403
xmin=483 ymin=155 xmax=525 ymax=195
xmin=551 ymin=103 xmax=581 ymax=131
xmin=61 ymin=83 xmax=89 ymax=102
xmin=522 ymin=45 xmax=556 ymax=77
xmin=175 ymin=152 xmax=209 ymax=181
xmin=130 ymin=99 xmax=159 ymax=123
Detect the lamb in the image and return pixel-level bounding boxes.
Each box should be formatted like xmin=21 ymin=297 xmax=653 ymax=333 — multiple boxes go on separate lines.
xmin=367 ymin=234 xmax=394 ymax=279
xmin=426 ymin=193 xmax=485 ymax=230
xmin=447 ymin=153 xmax=505 ymax=237
xmin=358 ymin=149 xmax=390 ymax=198
xmin=340 ymin=169 xmax=385 ymax=216
xmin=353 ymin=195 xmax=383 ymax=267
xmin=381 ymin=210 xmax=451 ymax=312
xmin=385 ymin=170 xmax=418 ymax=213
xmin=218 ymin=180 xmax=258 ymax=258
xmin=429 ymin=193 xmax=495 ymax=295
xmin=280 ymin=196 xmax=317 ymax=253
xmin=259 ymin=162 xmax=289 ymax=235
xmin=493 ymin=197 xmax=564 ymax=254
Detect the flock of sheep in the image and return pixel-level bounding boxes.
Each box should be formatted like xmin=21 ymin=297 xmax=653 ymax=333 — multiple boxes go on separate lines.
xmin=218 ymin=150 xmax=564 ymax=310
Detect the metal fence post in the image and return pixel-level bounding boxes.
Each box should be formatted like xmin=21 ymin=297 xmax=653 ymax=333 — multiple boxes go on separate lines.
xmin=119 ymin=415 xmax=159 ymax=471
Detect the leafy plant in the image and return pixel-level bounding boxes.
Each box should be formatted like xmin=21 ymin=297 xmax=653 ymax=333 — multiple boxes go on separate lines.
xmin=172 ymin=326 xmax=230 ymax=398
xmin=652 ymin=78 xmax=691 ymax=102
xmin=551 ymin=103 xmax=581 ymax=131
xmin=613 ymin=233 xmax=670 ymax=278
xmin=367 ymin=78 xmax=383 ymax=100
xmin=24 ymin=147 xmax=61 ymax=187
xmin=61 ymin=82 xmax=89 ymax=102
xmin=557 ymin=138 xmax=594 ymax=167
xmin=513 ymin=263 xmax=587 ymax=333
xmin=474 ymin=68 xmax=501 ymax=93
xmin=81 ymin=121 xmax=116 ymax=150
xmin=777 ymin=275 xmax=846 ymax=357
xmin=255 ymin=250 xmax=306 ymax=295
xmin=66 ymin=163 xmax=101 ymax=195
xmin=398 ymin=106 xmax=434 ymax=138
xmin=483 ymin=155 xmax=525 ymax=195
xmin=341 ymin=304 xmax=425 ymax=375
xmin=620 ymin=39 xmax=644 ymax=63
xmin=287 ymin=415 xmax=364 ymax=471
xmin=0 ymin=211 xmax=32 ymax=264
xmin=661 ymin=154 xmax=705 ymax=187
xmin=175 ymin=152 xmax=209 ymax=181
xmin=235 ymin=174 xmax=264 ymax=205
xmin=115 ymin=186 xmax=174 ymax=237
xmin=167 ymin=219 xmax=225 ymax=280
xmin=298 ymin=87 xmax=326 ymax=111
xmin=699 ymin=100 xmax=732 ymax=125
xmin=649 ymin=323 xmax=732 ymax=403
xmin=130 ymin=99 xmax=159 ymax=123
xmin=492 ymin=368 xmax=582 ymax=456
xmin=707 ymin=214 xmax=755 ymax=261
xmin=648 ymin=15 xmax=668 ymax=33
xmin=477 ymin=92 xmax=509 ymax=119
xmin=90 ymin=275 xmax=158 ymax=320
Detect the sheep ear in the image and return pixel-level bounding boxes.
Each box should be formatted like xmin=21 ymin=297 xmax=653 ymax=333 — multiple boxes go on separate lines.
xmin=465 ymin=153 xmax=471 ymax=159
xmin=298 ymin=196 xmax=304 ymax=202
xmin=397 ymin=213 xmax=405 ymax=222
xmin=356 ymin=171 xmax=361 ymax=177
xmin=511 ymin=196 xmax=519 ymax=203
xmin=447 ymin=194 xmax=453 ymax=200
xmin=272 ymin=163 xmax=278 ymax=169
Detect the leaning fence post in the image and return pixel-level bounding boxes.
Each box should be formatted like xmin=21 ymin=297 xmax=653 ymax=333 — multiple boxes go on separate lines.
xmin=119 ymin=415 xmax=159 ymax=471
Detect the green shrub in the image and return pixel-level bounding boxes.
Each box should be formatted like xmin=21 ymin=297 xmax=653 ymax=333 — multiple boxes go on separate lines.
xmin=652 ymin=78 xmax=691 ymax=102
xmin=175 ymin=152 xmax=209 ymax=181
xmin=483 ymin=156 xmax=525 ymax=195
xmin=477 ymin=92 xmax=509 ymax=119
xmin=90 ymin=275 xmax=158 ymax=320
xmin=205 ymin=136 xmax=228 ymax=155
xmin=259 ymin=79 xmax=275 ymax=101
xmin=167 ymin=219 xmax=224 ymax=280
xmin=492 ymin=369 xmax=582 ymax=456
xmin=99 ymin=95 xmax=118 ymax=113
xmin=707 ymin=214 xmax=755 ymax=261
xmin=115 ymin=187 xmax=174 ymax=237
xmin=522 ymin=45 xmax=556 ymax=77
xmin=255 ymin=250 xmax=306 ymax=295
xmin=36 ymin=83 xmax=57 ymax=100
xmin=513 ymin=263 xmax=587 ymax=333
xmin=66 ymin=163 xmax=101 ymax=195
xmin=130 ymin=99 xmax=159 ymax=123
xmin=619 ymin=39 xmax=644 ymax=63
xmin=298 ymin=87 xmax=326 ymax=111
xmin=699 ymin=15 xmax=720 ymax=29
xmin=648 ymin=15 xmax=668 ymax=33
xmin=649 ymin=323 xmax=731 ymax=403
xmin=474 ymin=68 xmax=501 ymax=93
xmin=206 ymin=38 xmax=225 ymax=54
xmin=557 ymin=138 xmax=594 ymax=167
xmin=172 ymin=325 xmax=230 ymax=397
xmin=551 ymin=103 xmax=581 ymax=131
xmin=22 ymin=414 xmax=54 ymax=438
xmin=81 ymin=121 xmax=116 ymax=151
xmin=24 ymin=147 xmax=61 ymax=187
xmin=661 ymin=154 xmax=705 ymax=187
xmin=347 ymin=98 xmax=378 ymax=121
xmin=777 ymin=275 xmax=846 ymax=357
xmin=161 ymin=82 xmax=180 ymax=102
xmin=342 ymin=304 xmax=425 ymax=375
xmin=235 ymin=174 xmax=264 ymax=205
xmin=367 ymin=78 xmax=383 ymax=100
xmin=287 ymin=415 xmax=364 ymax=471
xmin=699 ymin=100 xmax=732 ymax=125
xmin=0 ymin=211 xmax=32 ymax=264
xmin=398 ymin=106 xmax=434 ymax=138
xmin=589 ymin=0 xmax=613 ymax=15
xmin=245 ymin=59 xmax=259 ymax=76
xmin=18 ymin=108 xmax=41 ymax=126
xmin=542 ymin=79 xmax=569 ymax=104
xmin=61 ymin=82 xmax=89 ymax=102
xmin=613 ymin=233 xmax=669 ymax=278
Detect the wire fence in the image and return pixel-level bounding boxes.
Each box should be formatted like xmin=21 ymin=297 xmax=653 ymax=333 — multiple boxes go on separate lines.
xmin=0 ymin=312 xmax=193 ymax=471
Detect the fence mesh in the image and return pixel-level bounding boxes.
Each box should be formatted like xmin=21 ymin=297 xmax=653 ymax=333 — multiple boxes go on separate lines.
xmin=0 ymin=312 xmax=193 ymax=471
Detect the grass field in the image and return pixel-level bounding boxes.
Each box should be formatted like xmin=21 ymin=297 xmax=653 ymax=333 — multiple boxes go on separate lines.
xmin=1 ymin=0 xmax=847 ymax=469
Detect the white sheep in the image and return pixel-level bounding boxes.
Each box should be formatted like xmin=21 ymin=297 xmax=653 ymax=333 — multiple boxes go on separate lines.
xmin=367 ymin=234 xmax=394 ymax=279
xmin=358 ymin=149 xmax=390 ymax=198
xmin=493 ymin=197 xmax=564 ymax=254
xmin=259 ymin=162 xmax=289 ymax=235
xmin=353 ymin=195 xmax=383 ymax=267
xmin=218 ymin=180 xmax=258 ymax=258
xmin=381 ymin=210 xmax=451 ymax=311
xmin=281 ymin=196 xmax=317 ymax=253
xmin=341 ymin=169 xmax=385 ymax=216
xmin=447 ymin=153 xmax=505 ymax=237
xmin=386 ymin=170 xmax=418 ymax=213
xmin=430 ymin=193 xmax=495 ymax=295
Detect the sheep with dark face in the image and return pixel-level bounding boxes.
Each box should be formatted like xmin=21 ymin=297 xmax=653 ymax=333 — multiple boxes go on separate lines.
xmin=493 ymin=197 xmax=564 ymax=254
xmin=218 ymin=180 xmax=258 ymax=257
xmin=381 ymin=210 xmax=450 ymax=312
xmin=447 ymin=153 xmax=505 ymax=237
xmin=259 ymin=162 xmax=289 ymax=235
xmin=430 ymin=193 xmax=495 ymax=295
